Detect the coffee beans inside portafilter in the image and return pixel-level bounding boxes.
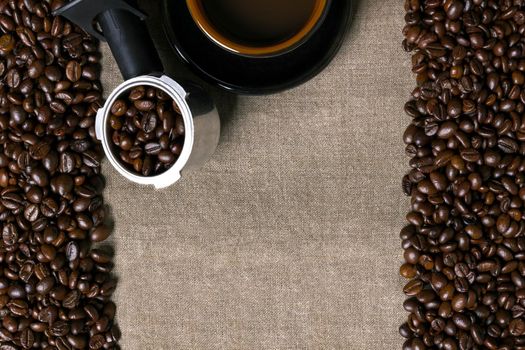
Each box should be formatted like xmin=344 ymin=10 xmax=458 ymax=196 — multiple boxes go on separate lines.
xmin=401 ymin=0 xmax=525 ymax=349
xmin=108 ymin=85 xmax=185 ymax=176
xmin=0 ymin=0 xmax=120 ymax=349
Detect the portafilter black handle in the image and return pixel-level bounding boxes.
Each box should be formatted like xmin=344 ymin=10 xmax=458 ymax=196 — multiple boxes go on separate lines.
xmin=97 ymin=8 xmax=164 ymax=79
xmin=54 ymin=0 xmax=164 ymax=80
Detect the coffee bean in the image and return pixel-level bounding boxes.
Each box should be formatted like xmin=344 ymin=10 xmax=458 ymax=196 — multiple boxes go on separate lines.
xmin=133 ymin=99 xmax=155 ymax=112
xmin=141 ymin=111 xmax=158 ymax=133
xmin=142 ymin=156 xmax=152 ymax=176
xmin=453 ymin=314 xmax=471 ymax=330
xmin=24 ymin=203 xmax=39 ymax=222
xmin=49 ymin=320 xmax=70 ymax=337
xmin=45 ymin=65 xmax=62 ymax=81
xmin=67 ymin=334 xmax=87 ymax=349
xmin=498 ymin=137 xmax=519 ymax=153
xmin=100 ymin=280 xmax=116 ymax=297
xmin=401 ymin=2 xmax=525 ymax=348
xmin=36 ymin=276 xmax=55 ymax=295
xmin=82 ymin=65 xmax=99 ymax=81
xmin=2 ymin=192 xmax=23 ymax=211
xmin=109 ymin=114 xmax=122 ymax=130
xmin=403 ymin=279 xmax=423 ymax=296
xmin=129 ymin=85 xmax=145 ymax=100
xmin=59 ymin=152 xmax=75 ymax=173
xmin=18 ymin=262 xmax=34 ymax=283
xmin=144 ymin=142 xmax=161 ymax=155
xmin=51 ymin=174 xmax=74 ymax=196
xmin=30 ymin=141 xmax=51 ymax=160
xmin=110 ymin=99 xmax=127 ymax=117
xmin=5 ymin=68 xmax=20 ymax=88
xmin=19 ymin=328 xmax=34 ymax=349
xmin=65 ymin=60 xmax=81 ymax=82
xmin=90 ymin=224 xmax=111 ymax=242
xmin=70 ymin=139 xmax=91 ymax=153
xmin=7 ymin=285 xmax=26 ymax=299
xmin=0 ymin=4 xmax=118 ymax=349
xmin=63 ymin=289 xmax=80 ymax=309
xmin=447 ymin=99 xmax=462 ymax=117
xmin=0 ymin=15 xmax=15 ymax=32
xmin=89 ymin=334 xmax=105 ymax=349
xmin=2 ymin=223 xmax=18 ymax=246
xmin=109 ymin=85 xmax=185 ymax=176
xmin=66 ymin=241 xmax=79 ymax=261
xmin=158 ymin=150 xmax=175 ymax=164
xmin=83 ymin=149 xmax=101 ymax=168
xmin=0 ymin=34 xmax=15 ymax=53
xmin=90 ymin=248 xmax=112 ymax=264
xmin=509 ymin=319 xmax=525 ymax=336
xmin=446 ymin=1 xmax=464 ymax=20
xmin=459 ymin=148 xmax=479 ymax=163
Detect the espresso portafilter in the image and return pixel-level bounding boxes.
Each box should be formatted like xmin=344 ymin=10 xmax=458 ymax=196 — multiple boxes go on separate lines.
xmin=54 ymin=0 xmax=220 ymax=188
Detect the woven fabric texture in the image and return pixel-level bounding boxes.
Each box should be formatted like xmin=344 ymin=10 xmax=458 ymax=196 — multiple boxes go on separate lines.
xmin=100 ymin=1 xmax=412 ymax=349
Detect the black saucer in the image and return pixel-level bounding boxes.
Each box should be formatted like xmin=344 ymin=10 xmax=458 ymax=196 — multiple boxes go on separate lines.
xmin=162 ymin=0 xmax=353 ymax=95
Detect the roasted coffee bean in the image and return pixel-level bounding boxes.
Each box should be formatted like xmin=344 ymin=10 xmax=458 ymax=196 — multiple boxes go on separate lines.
xmin=66 ymin=241 xmax=79 ymax=261
xmin=2 ymin=223 xmax=18 ymax=246
xmin=6 ymin=68 xmax=20 ymax=88
xmin=158 ymin=150 xmax=175 ymax=164
xmin=36 ymin=276 xmax=54 ymax=295
xmin=30 ymin=141 xmax=51 ymax=160
xmin=89 ymin=334 xmax=105 ymax=349
xmin=90 ymin=224 xmax=111 ymax=242
xmin=65 ymin=60 xmax=81 ymax=82
xmin=63 ymin=289 xmax=80 ymax=309
xmin=110 ymin=99 xmax=126 ymax=117
xmin=45 ymin=65 xmax=62 ymax=82
xmin=509 ymin=319 xmax=525 ymax=336
xmin=51 ymin=174 xmax=74 ymax=196
xmin=0 ymin=3 xmax=118 ymax=349
xmin=401 ymin=2 xmax=525 ymax=348
xmin=55 ymin=336 xmax=72 ymax=350
xmin=90 ymin=249 xmax=112 ymax=264
xmin=133 ymin=99 xmax=154 ymax=112
xmin=109 ymin=85 xmax=185 ymax=176
xmin=19 ymin=328 xmax=34 ymax=349
xmin=50 ymin=320 xmax=70 ymax=337
xmin=403 ymin=279 xmax=423 ymax=296
xmin=18 ymin=262 xmax=34 ymax=283
xmin=144 ymin=142 xmax=161 ymax=155
xmin=141 ymin=112 xmax=158 ymax=133
xmin=59 ymin=152 xmax=75 ymax=173
xmin=24 ymin=203 xmax=39 ymax=222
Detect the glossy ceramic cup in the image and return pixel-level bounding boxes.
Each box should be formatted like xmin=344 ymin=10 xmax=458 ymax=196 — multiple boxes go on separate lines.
xmin=186 ymin=0 xmax=330 ymax=57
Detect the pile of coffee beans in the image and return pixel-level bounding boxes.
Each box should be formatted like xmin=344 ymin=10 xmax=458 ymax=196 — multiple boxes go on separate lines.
xmin=400 ymin=1 xmax=525 ymax=349
xmin=109 ymin=85 xmax=185 ymax=176
xmin=0 ymin=0 xmax=119 ymax=349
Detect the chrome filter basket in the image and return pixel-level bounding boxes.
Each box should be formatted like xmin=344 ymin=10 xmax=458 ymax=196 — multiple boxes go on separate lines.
xmin=95 ymin=75 xmax=220 ymax=188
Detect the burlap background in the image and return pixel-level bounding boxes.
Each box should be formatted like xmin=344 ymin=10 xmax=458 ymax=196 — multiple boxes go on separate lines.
xmin=99 ymin=1 xmax=412 ymax=349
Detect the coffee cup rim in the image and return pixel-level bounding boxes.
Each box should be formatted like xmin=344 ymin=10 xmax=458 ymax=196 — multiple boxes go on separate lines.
xmin=186 ymin=0 xmax=330 ymax=58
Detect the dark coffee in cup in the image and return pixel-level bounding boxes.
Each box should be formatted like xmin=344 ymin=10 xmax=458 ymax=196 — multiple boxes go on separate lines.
xmin=186 ymin=0 xmax=329 ymax=57
xmin=203 ymin=0 xmax=317 ymax=45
